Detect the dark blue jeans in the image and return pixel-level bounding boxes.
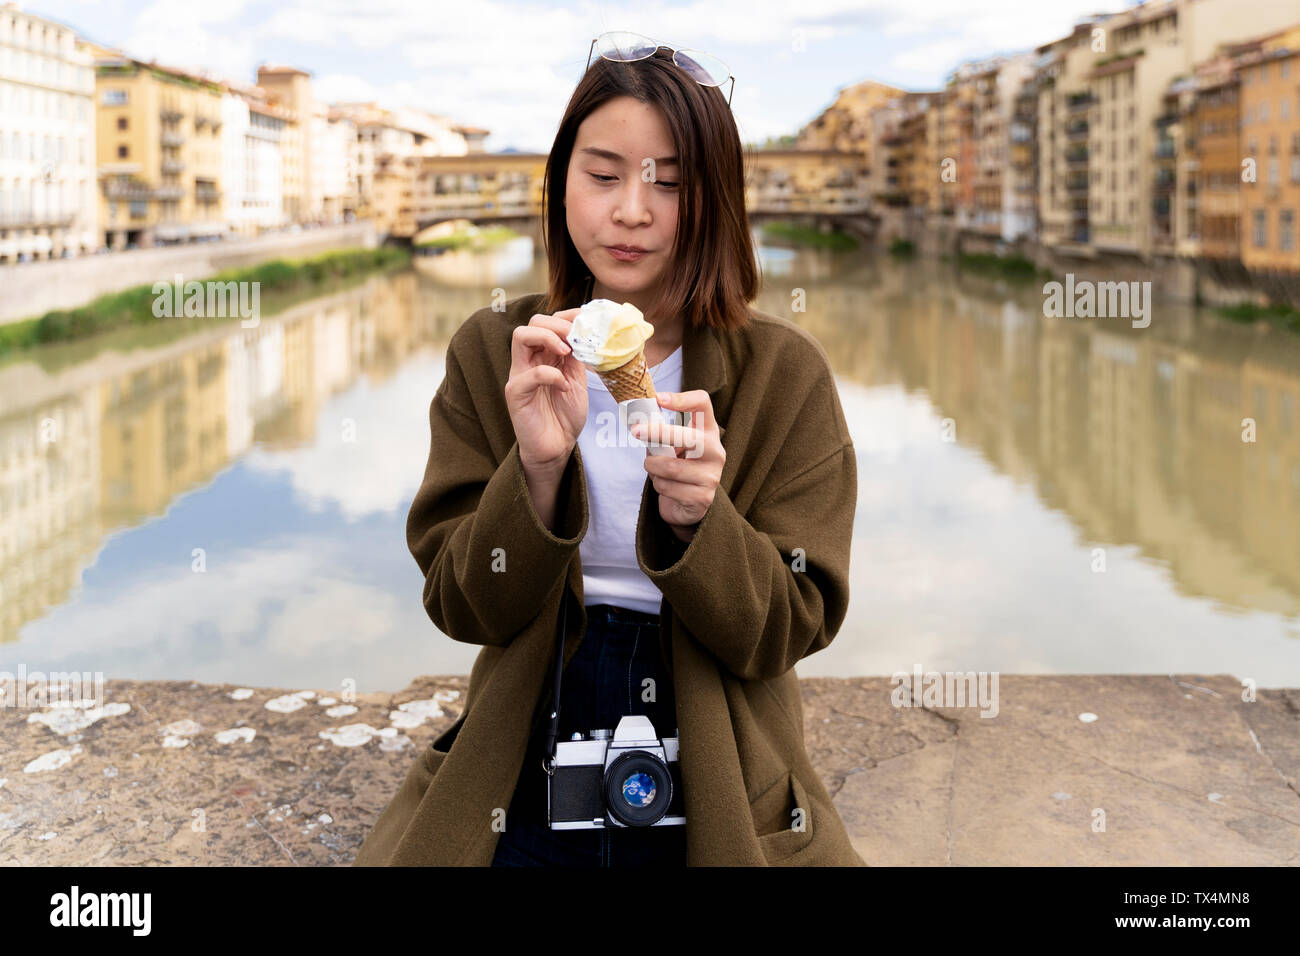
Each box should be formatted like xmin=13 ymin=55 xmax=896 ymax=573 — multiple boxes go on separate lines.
xmin=491 ymin=603 xmax=686 ymax=867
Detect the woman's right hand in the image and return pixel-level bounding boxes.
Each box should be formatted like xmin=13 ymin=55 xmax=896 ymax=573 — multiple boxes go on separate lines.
xmin=505 ymin=307 xmax=588 ymax=476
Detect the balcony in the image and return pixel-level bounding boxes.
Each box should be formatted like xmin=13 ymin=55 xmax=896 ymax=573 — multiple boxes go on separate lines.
xmin=153 ymin=185 xmax=184 ymax=200
xmin=1066 ymin=92 xmax=1094 ymax=110
xmin=0 ymin=211 xmax=78 ymax=228
xmin=160 ymin=107 xmax=183 ymax=122
xmin=160 ymin=130 xmax=185 ymax=147
xmin=1154 ymin=139 xmax=1175 ymax=159
xmin=104 ymin=179 xmax=154 ymax=200
xmin=161 ymin=159 xmax=185 ymax=174
xmin=195 ymin=185 xmax=221 ymax=203
xmin=1065 ymin=146 xmax=1088 ymax=164
xmin=1066 ymin=120 xmax=1088 ymax=138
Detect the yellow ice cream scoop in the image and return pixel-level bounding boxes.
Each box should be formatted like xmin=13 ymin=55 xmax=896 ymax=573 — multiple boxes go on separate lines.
xmin=566 ymin=299 xmax=655 ymax=373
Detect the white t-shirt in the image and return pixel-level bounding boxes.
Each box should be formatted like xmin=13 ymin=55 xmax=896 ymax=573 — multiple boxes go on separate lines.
xmin=577 ymin=345 xmax=684 ymax=614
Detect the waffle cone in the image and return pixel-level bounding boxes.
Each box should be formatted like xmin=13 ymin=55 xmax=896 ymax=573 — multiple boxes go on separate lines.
xmin=596 ymin=350 xmax=657 ymax=403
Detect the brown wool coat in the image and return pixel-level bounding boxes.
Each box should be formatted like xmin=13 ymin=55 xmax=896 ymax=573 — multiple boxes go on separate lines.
xmin=353 ymin=281 xmax=864 ymax=866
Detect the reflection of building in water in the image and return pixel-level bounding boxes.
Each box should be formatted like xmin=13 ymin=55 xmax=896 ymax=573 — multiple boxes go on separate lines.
xmin=225 ymin=322 xmax=286 ymax=457
xmin=1240 ymin=358 xmax=1300 ymax=597
xmin=98 ymin=341 xmax=231 ymax=526
xmin=5 ymin=259 xmax=1300 ymax=649
xmin=256 ymin=300 xmax=351 ymax=448
xmin=789 ymin=262 xmax=1300 ymax=613
xmin=0 ymin=274 xmax=445 ymax=645
xmin=0 ymin=385 xmax=102 ymax=645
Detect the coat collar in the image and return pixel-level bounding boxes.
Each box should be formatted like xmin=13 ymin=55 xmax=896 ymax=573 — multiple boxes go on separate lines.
xmin=563 ymin=273 xmax=729 ymax=398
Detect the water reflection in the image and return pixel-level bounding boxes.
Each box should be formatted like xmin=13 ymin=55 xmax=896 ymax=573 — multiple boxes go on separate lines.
xmin=1 ymin=241 xmax=1298 ymax=689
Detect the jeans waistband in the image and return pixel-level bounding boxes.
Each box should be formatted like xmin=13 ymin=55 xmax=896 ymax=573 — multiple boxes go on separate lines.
xmin=585 ymin=603 xmax=661 ymax=628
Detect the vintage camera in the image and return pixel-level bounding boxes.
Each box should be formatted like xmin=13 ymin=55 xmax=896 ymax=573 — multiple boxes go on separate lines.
xmin=548 ymin=714 xmax=685 ymax=829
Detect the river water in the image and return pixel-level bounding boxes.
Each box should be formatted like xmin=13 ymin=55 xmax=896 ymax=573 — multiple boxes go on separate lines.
xmin=2 ymin=234 xmax=1298 ymax=691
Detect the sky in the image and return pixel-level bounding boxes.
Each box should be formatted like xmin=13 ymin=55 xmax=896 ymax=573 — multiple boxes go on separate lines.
xmin=22 ymin=0 xmax=1142 ymax=151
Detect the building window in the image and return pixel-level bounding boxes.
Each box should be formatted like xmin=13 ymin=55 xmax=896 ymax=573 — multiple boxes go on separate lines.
xmin=1280 ymin=210 xmax=1294 ymax=251
xmin=101 ymin=89 xmax=126 ymax=106
xmin=117 ymin=144 xmax=128 ymax=158
xmin=116 ymin=116 xmax=127 ymax=130
xmin=129 ymin=200 xmax=146 ymax=218
xmin=1253 ymin=208 xmax=1266 ymax=247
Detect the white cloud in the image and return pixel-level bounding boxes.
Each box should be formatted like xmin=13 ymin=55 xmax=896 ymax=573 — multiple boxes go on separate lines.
xmin=22 ymin=541 xmax=402 ymax=665
xmin=118 ymin=0 xmax=259 ymax=82
xmin=243 ymin=349 xmax=445 ymax=521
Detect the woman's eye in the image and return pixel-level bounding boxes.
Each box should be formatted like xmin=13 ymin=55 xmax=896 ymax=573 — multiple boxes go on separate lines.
xmin=588 ymin=172 xmax=677 ymax=188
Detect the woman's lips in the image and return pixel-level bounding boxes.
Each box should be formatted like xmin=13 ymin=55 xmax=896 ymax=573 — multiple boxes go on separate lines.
xmin=606 ymin=246 xmax=648 ymax=262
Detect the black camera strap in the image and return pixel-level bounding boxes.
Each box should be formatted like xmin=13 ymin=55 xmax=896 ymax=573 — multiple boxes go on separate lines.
xmin=542 ymin=581 xmax=568 ymax=775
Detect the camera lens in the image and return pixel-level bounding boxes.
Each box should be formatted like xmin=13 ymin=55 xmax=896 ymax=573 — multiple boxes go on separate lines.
xmin=603 ymin=751 xmax=673 ymax=826
xmin=622 ymin=771 xmax=656 ymax=807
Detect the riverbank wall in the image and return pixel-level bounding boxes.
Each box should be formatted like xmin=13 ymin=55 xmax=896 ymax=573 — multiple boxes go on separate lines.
xmin=0 ymin=222 xmax=379 ymax=326
xmin=874 ymin=211 xmax=1297 ymax=312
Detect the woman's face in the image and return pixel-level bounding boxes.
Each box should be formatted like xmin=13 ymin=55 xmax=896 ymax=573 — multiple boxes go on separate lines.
xmin=565 ymin=96 xmax=680 ymax=312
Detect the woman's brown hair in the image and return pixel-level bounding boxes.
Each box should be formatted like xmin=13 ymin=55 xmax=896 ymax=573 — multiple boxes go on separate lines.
xmin=540 ymin=46 xmax=759 ymax=333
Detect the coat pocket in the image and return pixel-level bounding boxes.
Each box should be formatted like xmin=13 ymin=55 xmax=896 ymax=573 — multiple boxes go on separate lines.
xmin=749 ymin=770 xmax=816 ymax=865
xmin=419 ymin=741 xmax=449 ymax=785
xmin=352 ymin=740 xmax=450 ymax=865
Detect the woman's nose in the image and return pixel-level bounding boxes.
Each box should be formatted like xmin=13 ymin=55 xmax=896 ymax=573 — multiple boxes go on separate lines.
xmin=615 ymin=182 xmax=654 ymax=224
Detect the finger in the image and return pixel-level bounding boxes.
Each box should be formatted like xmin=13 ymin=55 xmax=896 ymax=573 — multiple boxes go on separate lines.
xmin=655 ymin=390 xmax=715 ymax=437
xmin=530 ymin=310 xmax=580 ymax=338
xmin=649 ymin=473 xmax=709 ymax=509
xmin=512 ymin=364 xmax=569 ymax=397
xmin=641 ymin=448 xmax=713 ymax=486
xmin=512 ymin=324 xmax=572 ymax=367
xmin=630 ymin=419 xmax=710 ymax=456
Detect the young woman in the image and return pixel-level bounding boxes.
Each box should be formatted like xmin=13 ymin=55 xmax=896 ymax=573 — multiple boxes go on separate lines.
xmin=353 ymin=34 xmax=863 ymax=867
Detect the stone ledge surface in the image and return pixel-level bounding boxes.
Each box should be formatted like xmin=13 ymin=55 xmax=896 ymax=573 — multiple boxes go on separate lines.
xmin=1 ymin=674 xmax=1296 ymax=865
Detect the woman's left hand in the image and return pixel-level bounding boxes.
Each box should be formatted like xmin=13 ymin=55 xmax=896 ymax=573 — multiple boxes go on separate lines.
xmin=629 ymin=390 xmax=726 ymax=543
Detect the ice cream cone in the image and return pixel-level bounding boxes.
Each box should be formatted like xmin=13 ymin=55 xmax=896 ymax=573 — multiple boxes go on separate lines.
xmin=596 ymin=349 xmax=657 ymax=403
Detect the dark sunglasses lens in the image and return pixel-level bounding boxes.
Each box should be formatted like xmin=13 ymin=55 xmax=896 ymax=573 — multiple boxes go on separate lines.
xmin=598 ymin=31 xmax=659 ymax=62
